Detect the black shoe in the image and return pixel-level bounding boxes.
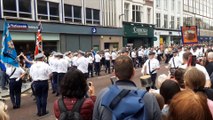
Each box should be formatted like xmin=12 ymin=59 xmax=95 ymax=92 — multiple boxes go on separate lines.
xmin=52 ymin=91 xmax=56 ymax=94
xmin=41 ymin=111 xmax=49 ymax=116
xmin=37 ymin=113 xmax=42 ymax=117
xmin=13 ymin=106 xmax=17 ymax=109
xmin=56 ymin=93 xmax=59 ymax=96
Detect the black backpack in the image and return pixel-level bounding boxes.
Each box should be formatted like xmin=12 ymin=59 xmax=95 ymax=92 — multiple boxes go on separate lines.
xmin=58 ymin=98 xmax=85 ymax=120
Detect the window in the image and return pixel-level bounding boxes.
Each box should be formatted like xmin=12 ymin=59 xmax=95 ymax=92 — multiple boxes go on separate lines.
xmin=124 ymin=3 xmax=129 ymax=21
xmin=171 ymin=16 xmax=175 ymax=29
xmin=147 ymin=8 xmax=151 ymax=24
xmin=156 ymin=0 xmax=160 ymax=8
xmin=73 ymin=6 xmax=81 ymax=23
xmin=177 ymin=17 xmax=180 ymax=29
xmin=86 ymin=8 xmax=100 ymax=25
xmin=132 ymin=5 xmax=142 ymax=22
xmin=37 ymin=0 xmax=59 ymax=21
xmin=172 ymin=0 xmax=175 ymax=11
xmin=184 ymin=0 xmax=189 ymax=11
xmin=3 ymin=0 xmax=32 ymax=18
xmin=156 ymin=13 xmax=161 ymax=28
xmin=164 ymin=0 xmax=168 ymax=10
xmin=49 ymin=2 xmax=59 ymax=21
xmin=64 ymin=4 xmax=73 ymax=22
xmin=164 ymin=15 xmax=168 ymax=28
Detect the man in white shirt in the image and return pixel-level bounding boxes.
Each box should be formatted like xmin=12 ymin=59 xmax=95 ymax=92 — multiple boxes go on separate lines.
xmin=6 ymin=64 xmax=26 ymax=109
xmin=76 ymin=51 xmax=89 ymax=79
xmin=169 ymin=49 xmax=182 ymax=69
xmin=179 ymin=52 xmax=211 ymax=87
xmin=111 ymin=50 xmax=117 ymax=71
xmin=104 ymin=49 xmax=111 ymax=74
xmin=138 ymin=49 xmax=143 ymax=68
xmin=95 ymin=51 xmax=101 ymax=76
xmin=87 ymin=53 xmax=94 ymax=77
xmin=29 ymin=53 xmax=52 ymax=116
xmin=56 ymin=53 xmax=69 ymax=96
xmin=178 ymin=46 xmax=185 ymax=64
xmin=71 ymin=52 xmax=78 ymax=68
xmin=131 ymin=50 xmax=137 ymax=67
xmin=48 ymin=53 xmax=58 ymax=94
xmin=141 ymin=52 xmax=160 ymax=89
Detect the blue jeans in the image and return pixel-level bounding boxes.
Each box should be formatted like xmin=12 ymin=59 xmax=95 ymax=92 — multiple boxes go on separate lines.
xmin=34 ymin=80 xmax=48 ymax=115
xmin=9 ymin=78 xmax=22 ymax=107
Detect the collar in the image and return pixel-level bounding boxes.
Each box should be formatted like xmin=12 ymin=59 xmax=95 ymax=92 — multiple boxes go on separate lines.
xmin=115 ymin=80 xmax=137 ymax=87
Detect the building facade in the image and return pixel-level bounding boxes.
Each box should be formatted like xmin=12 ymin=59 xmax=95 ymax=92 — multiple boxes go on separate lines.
xmin=0 ymin=0 xmax=123 ymax=54
xmin=183 ymin=0 xmax=213 ymax=43
xmin=154 ymin=0 xmax=183 ymax=47
xmin=119 ymin=0 xmax=155 ymax=48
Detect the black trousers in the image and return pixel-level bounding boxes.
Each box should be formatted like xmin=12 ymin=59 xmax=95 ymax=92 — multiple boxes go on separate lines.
xmin=105 ymin=60 xmax=111 ymax=74
xmin=138 ymin=57 xmax=142 ymax=68
xmin=57 ymin=73 xmax=65 ymax=94
xmin=52 ymin=72 xmax=57 ymax=92
xmin=95 ymin=62 xmax=100 ymax=76
xmin=9 ymin=78 xmax=22 ymax=107
xmin=88 ymin=63 xmax=94 ymax=77
xmin=34 ymin=80 xmax=48 ymax=115
xmin=151 ymin=73 xmax=157 ymax=89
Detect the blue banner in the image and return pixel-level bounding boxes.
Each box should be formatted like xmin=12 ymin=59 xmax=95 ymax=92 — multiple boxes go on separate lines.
xmin=1 ymin=21 xmax=19 ymax=67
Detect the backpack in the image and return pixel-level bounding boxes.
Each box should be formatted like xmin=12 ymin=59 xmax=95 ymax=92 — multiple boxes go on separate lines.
xmin=101 ymin=85 xmax=147 ymax=120
xmin=58 ymin=98 xmax=85 ymax=120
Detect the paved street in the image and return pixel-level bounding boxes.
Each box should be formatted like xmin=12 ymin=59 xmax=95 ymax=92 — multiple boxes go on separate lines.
xmin=4 ymin=65 xmax=168 ymax=120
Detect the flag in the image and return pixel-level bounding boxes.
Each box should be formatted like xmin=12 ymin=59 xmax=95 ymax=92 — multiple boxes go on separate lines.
xmin=34 ymin=21 xmax=43 ymax=56
xmin=1 ymin=21 xmax=19 ymax=67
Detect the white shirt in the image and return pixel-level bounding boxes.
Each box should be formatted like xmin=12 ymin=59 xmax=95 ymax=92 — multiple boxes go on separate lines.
xmin=76 ymin=56 xmax=88 ymax=73
xmin=131 ymin=51 xmax=137 ymax=58
xmin=142 ymin=58 xmax=160 ymax=74
xmin=57 ymin=58 xmax=69 ymax=73
xmin=6 ymin=66 xmax=25 ymax=79
xmin=105 ymin=52 xmax=111 ymax=60
xmin=64 ymin=56 xmax=72 ymax=67
xmin=95 ymin=54 xmax=101 ymax=62
xmin=49 ymin=57 xmax=58 ymax=72
xmin=30 ymin=61 xmax=52 ymax=81
xmin=138 ymin=50 xmax=143 ymax=57
xmin=87 ymin=56 xmax=94 ymax=64
xmin=169 ymin=56 xmax=182 ymax=68
xmin=72 ymin=56 xmax=78 ymax=66
xmin=180 ymin=64 xmax=210 ymax=81
xmin=178 ymin=51 xmax=185 ymax=64
xmin=111 ymin=52 xmax=117 ymax=60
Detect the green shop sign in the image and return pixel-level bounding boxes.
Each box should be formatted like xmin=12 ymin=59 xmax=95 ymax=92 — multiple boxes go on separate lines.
xmin=123 ymin=22 xmax=154 ymax=38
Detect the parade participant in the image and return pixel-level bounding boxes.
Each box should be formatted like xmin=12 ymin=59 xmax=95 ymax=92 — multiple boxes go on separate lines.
xmin=93 ymin=55 xmax=161 ymax=120
xmin=137 ymin=48 xmax=143 ymax=68
xmin=71 ymin=52 xmax=78 ymax=68
xmin=29 ymin=53 xmax=52 ymax=116
xmin=54 ymin=69 xmax=95 ymax=120
xmin=104 ymin=49 xmax=111 ymax=74
xmin=6 ymin=64 xmax=26 ymax=109
xmin=56 ymin=53 xmax=69 ymax=96
xmin=141 ymin=51 xmax=160 ymax=89
xmin=64 ymin=51 xmax=72 ymax=68
xmin=168 ymin=49 xmax=182 ymax=69
xmin=120 ymin=47 xmax=129 ymax=56
xmin=131 ymin=49 xmax=137 ymax=68
xmin=177 ymin=46 xmax=184 ymax=64
xmin=76 ymin=51 xmax=89 ymax=79
xmin=94 ymin=51 xmax=101 ymax=76
xmin=180 ymin=52 xmax=211 ymax=87
xmin=87 ymin=53 xmax=94 ymax=78
xmin=111 ymin=50 xmax=117 ymax=71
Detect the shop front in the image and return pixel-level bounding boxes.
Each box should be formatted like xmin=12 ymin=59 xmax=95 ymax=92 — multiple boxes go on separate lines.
xmin=123 ymin=22 xmax=155 ymax=48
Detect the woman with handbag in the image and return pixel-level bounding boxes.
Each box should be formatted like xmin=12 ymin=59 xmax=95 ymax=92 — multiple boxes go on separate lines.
xmin=6 ymin=64 xmax=26 ymax=109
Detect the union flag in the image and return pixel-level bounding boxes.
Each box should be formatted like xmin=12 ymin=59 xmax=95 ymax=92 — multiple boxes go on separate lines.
xmin=34 ymin=21 xmax=43 ymax=56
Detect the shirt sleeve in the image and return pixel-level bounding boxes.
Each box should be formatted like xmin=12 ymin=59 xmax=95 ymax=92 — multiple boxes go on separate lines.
xmin=19 ymin=67 xmax=26 ymax=74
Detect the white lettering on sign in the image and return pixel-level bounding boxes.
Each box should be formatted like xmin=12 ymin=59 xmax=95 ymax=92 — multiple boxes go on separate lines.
xmin=133 ymin=27 xmax=148 ymax=35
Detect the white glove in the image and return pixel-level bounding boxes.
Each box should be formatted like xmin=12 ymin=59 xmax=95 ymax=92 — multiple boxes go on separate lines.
xmin=16 ymin=77 xmax=20 ymax=81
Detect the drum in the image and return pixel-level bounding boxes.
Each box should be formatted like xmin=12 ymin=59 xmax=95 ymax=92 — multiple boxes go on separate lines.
xmin=140 ymin=75 xmax=152 ymax=88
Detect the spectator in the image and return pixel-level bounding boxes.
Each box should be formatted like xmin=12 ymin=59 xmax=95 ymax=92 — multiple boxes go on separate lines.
xmin=205 ymin=52 xmax=213 ymax=86
xmin=0 ymin=101 xmax=9 ymax=120
xmin=160 ymin=80 xmax=181 ymax=117
xmin=174 ymin=68 xmax=186 ymax=89
xmin=93 ymin=55 xmax=161 ymax=120
xmin=184 ymin=67 xmax=213 ymax=116
xmin=54 ymin=69 xmax=95 ymax=120
xmin=168 ymin=90 xmax=212 ymax=120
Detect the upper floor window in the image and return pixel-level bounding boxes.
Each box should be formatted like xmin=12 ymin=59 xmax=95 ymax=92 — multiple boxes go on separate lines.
xmin=3 ymin=0 xmax=32 ymax=19
xmin=37 ymin=0 xmax=59 ymax=21
xmin=86 ymin=8 xmax=100 ymax=25
xmin=132 ymin=5 xmax=142 ymax=22
xmin=156 ymin=13 xmax=161 ymax=28
xmin=164 ymin=0 xmax=168 ymax=10
xmin=64 ymin=5 xmax=82 ymax=23
xmin=124 ymin=3 xmax=129 ymax=21
xmin=156 ymin=0 xmax=160 ymax=8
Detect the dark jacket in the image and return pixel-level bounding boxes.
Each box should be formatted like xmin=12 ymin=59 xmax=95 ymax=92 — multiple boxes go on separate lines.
xmin=54 ymin=97 xmax=95 ymax=120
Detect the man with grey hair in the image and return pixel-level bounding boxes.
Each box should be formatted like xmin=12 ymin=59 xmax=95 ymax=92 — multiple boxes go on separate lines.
xmin=206 ymin=52 xmax=213 ymax=86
